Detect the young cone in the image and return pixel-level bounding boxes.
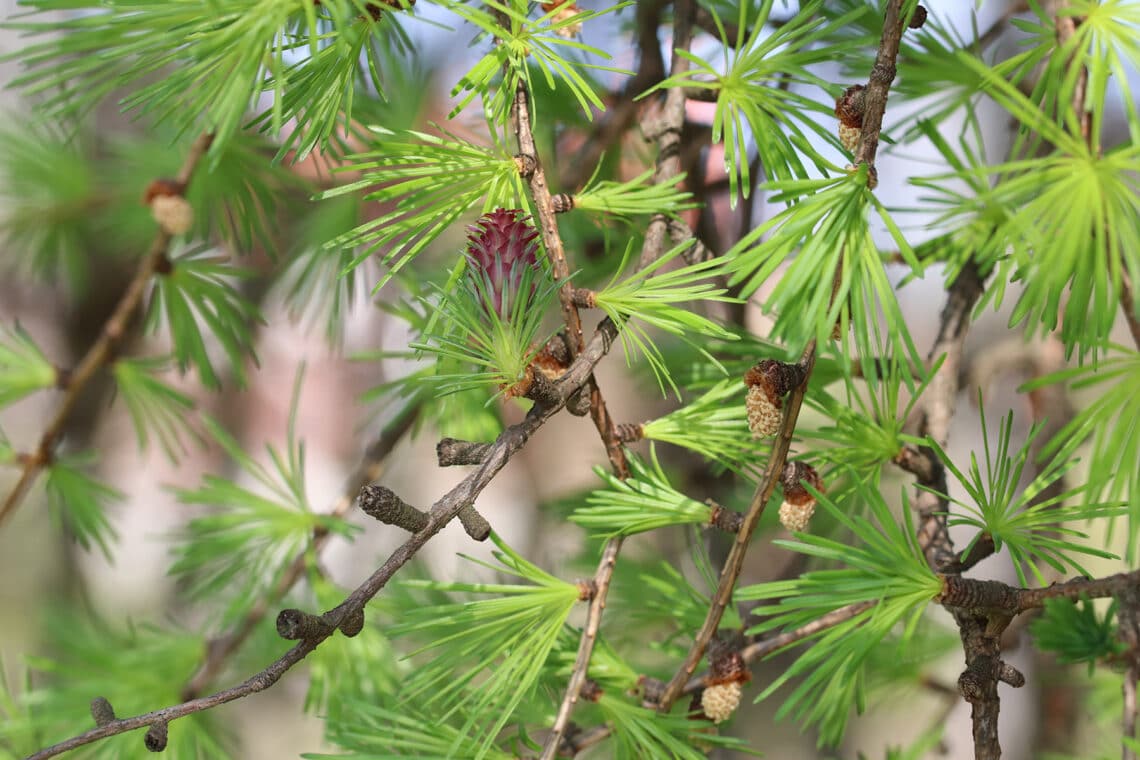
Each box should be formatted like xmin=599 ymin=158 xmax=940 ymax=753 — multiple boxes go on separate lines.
xmin=465 ymin=208 xmax=541 ymax=318
xmin=778 ymin=461 xmax=823 ymax=532
xmin=835 ymin=84 xmax=866 ymax=153
xmin=744 ymin=359 xmax=806 ymax=438
xmin=701 ymin=644 xmax=750 ymax=724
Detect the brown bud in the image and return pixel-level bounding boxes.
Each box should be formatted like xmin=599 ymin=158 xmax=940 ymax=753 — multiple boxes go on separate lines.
xmin=908 ymin=5 xmax=927 ymax=29
xmin=835 ymin=85 xmax=866 ymax=129
xmin=708 ymin=501 xmax=743 ymax=533
xmin=459 ymin=506 xmax=491 ymax=541
xmin=566 ymin=387 xmax=592 ymax=417
xmin=357 ymin=484 xmax=429 ymax=533
xmin=999 ymin=661 xmax=1025 ymax=687
xmin=615 ymin=422 xmax=644 ymax=443
xmin=142 ymin=178 xmax=186 ymax=204
xmin=276 ymin=608 xmax=334 ymax=641
xmin=637 ymin=675 xmax=667 ymax=706
xmin=701 ymin=642 xmax=750 ymax=723
xmin=90 ymin=696 xmax=116 ymax=726
xmin=436 ymin=437 xmax=493 ymax=467
xmin=514 ymin=153 xmax=537 ymax=177
xmin=551 ymin=193 xmax=575 ymax=213
xmin=338 ymin=608 xmax=365 ymax=638
xmin=519 ymin=363 xmax=562 ymax=409
xmin=144 ymin=721 xmax=168 ymax=752
xmin=743 ymin=359 xmax=806 ymax=438
xmin=708 ymin=647 xmax=749 ymax=685
xmin=533 ymin=334 xmax=571 ymax=381
xmin=580 ymin=679 xmax=603 ymax=702
xmin=779 ymin=461 xmax=823 ymax=532
xmin=569 ymin=287 xmax=597 ymax=309
xmin=835 ymin=85 xmax=867 ymax=153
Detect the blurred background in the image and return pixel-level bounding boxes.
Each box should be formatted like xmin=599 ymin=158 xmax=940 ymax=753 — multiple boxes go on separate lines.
xmin=1 ymin=1 xmax=1137 ymax=758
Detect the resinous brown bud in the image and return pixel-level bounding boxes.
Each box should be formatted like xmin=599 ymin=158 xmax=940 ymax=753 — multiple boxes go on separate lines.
xmin=778 ymin=461 xmax=824 ymax=532
xmin=702 ymin=647 xmax=750 ymax=723
xmin=835 ymin=84 xmax=867 ymax=153
xmin=743 ymin=359 xmax=806 ymax=438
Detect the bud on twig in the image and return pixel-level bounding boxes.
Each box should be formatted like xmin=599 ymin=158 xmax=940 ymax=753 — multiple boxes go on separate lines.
xmin=701 ymin=642 xmax=750 ymax=723
xmin=90 ymin=696 xmax=116 ymax=726
xmin=551 ymin=193 xmax=575 ymax=213
xmin=908 ymin=5 xmax=927 ymax=29
xmin=614 ymin=422 xmax=643 ymax=443
xmin=636 ymin=675 xmax=667 ymax=706
xmin=358 ymin=484 xmax=429 ymax=533
xmin=708 ymin=500 xmax=744 ymax=533
xmin=358 ymin=484 xmax=490 ymax=542
xmin=144 ymin=721 xmax=168 ymax=752
xmin=778 ymin=461 xmax=823 ymax=533
xmin=437 ymin=438 xmax=493 ymax=466
xmin=457 ymin=504 xmax=492 ymax=542
xmin=569 ymin=287 xmax=597 ymax=309
xmin=143 ymin=179 xmax=193 ymax=236
xmin=580 ymin=679 xmax=603 ymax=701
xmin=835 ymin=84 xmax=867 ymax=153
xmin=276 ymin=608 xmax=335 ymax=641
xmin=566 ymin=387 xmax=592 ymax=417
xmin=533 ymin=334 xmax=571 ymax=377
xmin=743 ymin=359 xmax=806 ymax=438
xmin=336 ymin=607 xmax=365 ymax=638
xmin=520 ymin=364 xmax=563 ymax=410
xmin=514 ymin=154 xmax=537 ymax=177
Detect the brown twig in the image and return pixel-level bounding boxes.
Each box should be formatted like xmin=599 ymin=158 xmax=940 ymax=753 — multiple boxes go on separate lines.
xmin=0 ymin=132 xmax=215 ymax=530
xmin=907 ymin=261 xmax=985 ymax=571
xmin=937 ymin=570 xmax=1140 ymax=616
xmin=436 ymin=437 xmax=493 ymax=467
xmin=512 ymin=25 xmax=634 ymax=757
xmin=541 ymin=536 xmax=622 ymax=760
xmin=738 ymin=600 xmax=875 ymax=667
xmin=850 ymin=2 xmax=907 ymax=172
xmin=26 ymin=318 xmax=620 ymax=760
xmin=179 ymin=403 xmax=419 ymax=701
xmin=656 ymin=343 xmax=816 ymax=712
xmin=561 ymin=600 xmax=874 ymax=756
xmin=655 ymin=0 xmax=912 ymax=716
xmin=637 ymin=0 xmax=694 ymax=270
xmin=1054 ymin=7 xmax=1091 ymax=143
xmin=900 ymin=258 xmax=991 ymax=756
xmin=27 ymin=639 xmax=316 ymax=760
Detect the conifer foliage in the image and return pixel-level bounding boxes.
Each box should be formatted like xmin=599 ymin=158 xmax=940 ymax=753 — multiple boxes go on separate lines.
xmin=2 ymin=1 xmax=1140 ymax=759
